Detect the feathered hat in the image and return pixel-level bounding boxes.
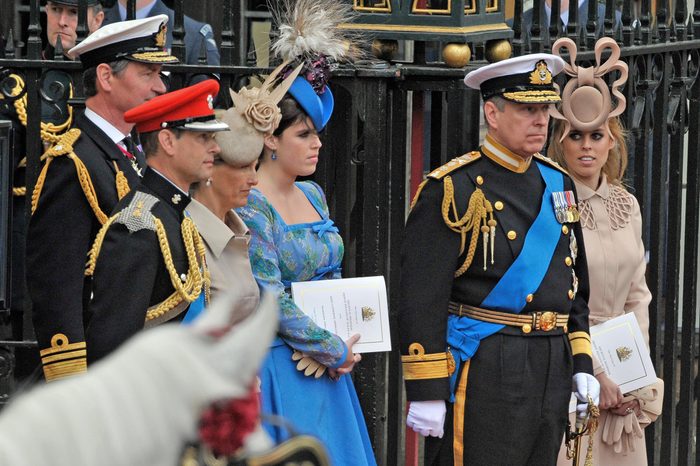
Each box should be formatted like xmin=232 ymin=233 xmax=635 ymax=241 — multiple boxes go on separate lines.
xmin=216 ymin=62 xmax=302 ymax=166
xmin=549 ymin=37 xmax=628 ymax=141
xmin=269 ymin=0 xmax=357 ymax=131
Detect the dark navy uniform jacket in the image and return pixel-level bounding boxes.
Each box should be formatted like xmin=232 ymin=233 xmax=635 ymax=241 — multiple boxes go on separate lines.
xmin=398 ymin=146 xmax=593 ymax=401
xmin=86 ymin=168 xmax=193 ymax=364
xmin=27 ymin=111 xmax=143 ymax=381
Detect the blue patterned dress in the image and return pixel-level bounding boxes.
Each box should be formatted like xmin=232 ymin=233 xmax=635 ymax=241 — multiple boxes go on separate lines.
xmin=236 ymin=181 xmax=376 ymax=466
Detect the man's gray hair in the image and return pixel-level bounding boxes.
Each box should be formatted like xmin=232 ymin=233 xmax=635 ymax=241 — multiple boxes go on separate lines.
xmin=82 ymin=59 xmax=130 ymax=98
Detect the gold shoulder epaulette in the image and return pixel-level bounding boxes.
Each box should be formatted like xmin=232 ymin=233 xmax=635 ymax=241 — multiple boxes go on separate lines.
xmin=43 ymin=128 xmax=82 ymax=159
xmin=428 ymin=151 xmax=481 ymax=180
xmin=85 ymin=191 xmax=159 ymax=277
xmin=115 ymin=191 xmax=160 ymax=233
xmin=533 ymin=153 xmax=569 ymax=176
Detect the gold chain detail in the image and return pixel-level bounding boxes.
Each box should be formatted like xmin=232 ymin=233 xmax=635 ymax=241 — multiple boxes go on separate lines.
xmin=85 ymin=212 xmax=210 ymax=322
xmin=145 ymin=217 xmax=210 ymax=322
xmin=441 ymin=176 xmax=496 ymax=277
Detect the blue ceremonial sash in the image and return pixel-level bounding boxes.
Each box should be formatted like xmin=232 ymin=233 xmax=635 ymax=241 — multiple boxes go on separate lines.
xmin=447 ymin=162 xmax=564 ymax=400
xmin=181 ymin=293 xmax=206 ymax=325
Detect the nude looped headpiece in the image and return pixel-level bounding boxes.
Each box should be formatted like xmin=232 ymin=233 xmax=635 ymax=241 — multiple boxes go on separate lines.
xmin=550 ymin=37 xmax=628 ymax=141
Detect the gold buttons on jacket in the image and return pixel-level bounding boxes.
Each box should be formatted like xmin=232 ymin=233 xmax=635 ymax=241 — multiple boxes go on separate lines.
xmin=565 ymin=257 xmax=572 ymax=267
xmin=568 ymin=290 xmax=574 ymax=300
xmin=495 ymin=201 xmax=504 ymax=211
xmin=476 ymin=175 xmax=484 ymax=185
xmin=507 ymin=231 xmax=517 ymax=240
xmin=522 ymin=324 xmax=532 ymax=334
xmin=562 ymin=225 xmax=569 ymax=235
xmin=526 ymin=294 xmax=534 ymax=303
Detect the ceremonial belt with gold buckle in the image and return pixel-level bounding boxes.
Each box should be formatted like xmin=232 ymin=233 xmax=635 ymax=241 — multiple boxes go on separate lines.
xmin=447 ymin=302 xmax=568 ymax=334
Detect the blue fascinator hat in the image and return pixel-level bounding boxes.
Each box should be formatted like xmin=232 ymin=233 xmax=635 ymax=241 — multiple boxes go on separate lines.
xmin=287 ymin=55 xmax=334 ymax=131
xmin=270 ymin=0 xmax=357 ymax=132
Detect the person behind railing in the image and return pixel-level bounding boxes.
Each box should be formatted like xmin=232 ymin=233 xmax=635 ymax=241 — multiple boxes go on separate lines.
xmin=102 ymin=0 xmax=220 ymax=68
xmin=1 ymin=0 xmax=104 ymax=383
xmin=511 ymin=0 xmax=621 ymax=45
xmin=398 ymin=52 xmax=600 ymax=465
xmin=547 ymin=37 xmax=663 ymax=466
xmin=85 ymin=79 xmax=228 ymax=363
xmin=44 ymin=0 xmax=105 ymax=58
xmin=234 ymin=2 xmax=376 ymax=465
xmin=27 ymin=15 xmax=176 ymax=382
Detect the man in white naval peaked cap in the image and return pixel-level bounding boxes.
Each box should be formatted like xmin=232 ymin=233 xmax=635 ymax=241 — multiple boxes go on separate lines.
xmin=399 ymin=53 xmax=600 ymax=465
xmin=27 ymin=15 xmax=178 ymax=383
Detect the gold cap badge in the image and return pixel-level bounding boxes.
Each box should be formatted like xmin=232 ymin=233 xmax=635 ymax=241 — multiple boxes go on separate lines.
xmin=155 ymin=22 xmax=167 ymax=49
xmin=529 ymin=60 xmax=553 ymax=85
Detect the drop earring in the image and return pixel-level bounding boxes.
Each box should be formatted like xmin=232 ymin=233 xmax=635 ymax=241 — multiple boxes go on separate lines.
xmin=271 ymin=152 xmax=277 ymax=161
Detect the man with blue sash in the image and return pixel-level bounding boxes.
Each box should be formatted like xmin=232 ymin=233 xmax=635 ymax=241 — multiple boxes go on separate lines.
xmin=398 ymin=54 xmax=600 ymax=465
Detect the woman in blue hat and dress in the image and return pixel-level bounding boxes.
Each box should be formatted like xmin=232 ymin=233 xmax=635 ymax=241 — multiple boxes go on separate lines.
xmin=235 ymin=1 xmax=376 ymax=464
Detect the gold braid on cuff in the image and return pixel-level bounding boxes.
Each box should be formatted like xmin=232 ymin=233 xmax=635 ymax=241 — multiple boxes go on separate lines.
xmin=401 ymin=343 xmax=454 ymax=380
xmin=568 ymin=331 xmax=593 ymax=357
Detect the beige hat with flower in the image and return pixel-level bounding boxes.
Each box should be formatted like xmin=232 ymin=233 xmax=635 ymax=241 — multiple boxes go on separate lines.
xmin=216 ymin=62 xmax=302 ymax=166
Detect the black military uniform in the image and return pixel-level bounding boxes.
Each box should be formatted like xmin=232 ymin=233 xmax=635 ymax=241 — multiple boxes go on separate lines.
xmin=85 ymin=78 xmax=227 ymax=363
xmin=26 ymin=15 xmax=179 ymax=382
xmin=27 ymin=115 xmax=143 ymax=378
xmin=399 ymin=55 xmax=594 ymax=466
xmin=86 ymin=167 xmax=208 ymax=362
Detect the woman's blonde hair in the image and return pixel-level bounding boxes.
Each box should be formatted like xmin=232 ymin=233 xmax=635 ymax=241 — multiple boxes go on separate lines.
xmin=547 ymin=116 xmax=629 ymax=186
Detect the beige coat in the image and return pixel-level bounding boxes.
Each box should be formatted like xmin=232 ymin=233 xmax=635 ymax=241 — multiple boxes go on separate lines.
xmin=188 ymin=199 xmax=260 ymax=324
xmin=557 ymin=175 xmax=656 ymax=466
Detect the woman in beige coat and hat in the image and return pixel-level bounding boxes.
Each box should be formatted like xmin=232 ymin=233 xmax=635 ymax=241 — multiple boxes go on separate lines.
xmin=548 ymin=37 xmax=663 ymax=466
xmin=187 ymin=64 xmax=301 ymax=324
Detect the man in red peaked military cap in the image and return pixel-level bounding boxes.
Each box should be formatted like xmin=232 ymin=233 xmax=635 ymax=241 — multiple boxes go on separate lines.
xmin=86 ymin=79 xmax=229 ymax=363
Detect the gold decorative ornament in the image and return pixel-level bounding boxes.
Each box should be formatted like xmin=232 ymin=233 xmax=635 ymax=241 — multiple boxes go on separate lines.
xmin=155 ymin=21 xmax=167 ymax=48
xmin=565 ymin=256 xmax=572 ymax=266
xmin=526 ymin=293 xmax=534 ymax=303
xmin=476 ymin=175 xmax=484 ymax=185
xmin=568 ymin=290 xmax=574 ymax=300
xmin=507 ymin=230 xmax=517 ymax=240
xmin=484 ymin=39 xmax=512 ymax=63
xmin=361 ymin=306 xmax=376 ymax=321
xmin=529 ymin=60 xmax=553 ymax=85
xmin=616 ymin=346 xmax=633 ymax=362
xmin=562 ymin=225 xmax=569 ymax=234
xmin=371 ymin=39 xmax=398 ymax=61
xmin=494 ymin=201 xmax=504 ymax=211
xmin=442 ymin=43 xmax=471 ymax=68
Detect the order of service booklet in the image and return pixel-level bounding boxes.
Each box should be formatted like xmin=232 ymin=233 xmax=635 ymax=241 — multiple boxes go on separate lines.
xmin=569 ymin=312 xmax=656 ymax=412
xmin=291 ymin=276 xmax=391 ymax=353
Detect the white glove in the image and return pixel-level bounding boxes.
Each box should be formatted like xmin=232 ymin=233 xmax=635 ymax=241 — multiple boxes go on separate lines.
xmin=406 ymin=400 xmax=446 ymax=438
xmin=573 ymin=372 xmax=601 ymax=417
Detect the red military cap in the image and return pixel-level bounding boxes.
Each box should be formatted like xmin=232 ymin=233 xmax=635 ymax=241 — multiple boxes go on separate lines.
xmin=124 ymin=79 xmax=229 ymax=133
